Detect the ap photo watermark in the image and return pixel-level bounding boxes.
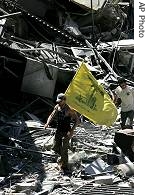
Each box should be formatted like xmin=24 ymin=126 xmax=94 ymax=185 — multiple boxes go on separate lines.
xmin=139 ymin=2 xmax=145 ymax=38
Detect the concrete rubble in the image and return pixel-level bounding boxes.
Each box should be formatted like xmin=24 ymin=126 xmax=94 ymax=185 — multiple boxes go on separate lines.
xmin=0 ymin=0 xmax=134 ymax=99
xmin=0 ymin=97 xmax=134 ymax=194
xmin=0 ymin=0 xmax=134 ymax=194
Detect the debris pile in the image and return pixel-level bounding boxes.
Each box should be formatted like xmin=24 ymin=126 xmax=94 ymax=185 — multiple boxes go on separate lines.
xmin=0 ymin=0 xmax=134 ymax=194
xmin=0 ymin=0 xmax=134 ymax=99
xmin=0 ymin=96 xmax=134 ymax=194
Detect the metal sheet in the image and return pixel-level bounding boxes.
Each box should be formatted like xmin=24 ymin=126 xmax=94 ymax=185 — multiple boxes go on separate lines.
xmin=70 ymin=0 xmax=106 ymax=10
xmin=71 ymin=183 xmax=134 ymax=194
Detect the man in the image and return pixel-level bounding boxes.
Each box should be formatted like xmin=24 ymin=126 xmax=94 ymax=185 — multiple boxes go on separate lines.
xmin=113 ymin=77 xmax=134 ymax=129
xmin=44 ymin=93 xmax=80 ymax=173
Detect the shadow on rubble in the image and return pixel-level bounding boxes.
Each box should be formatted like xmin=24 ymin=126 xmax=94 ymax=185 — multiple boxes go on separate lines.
xmin=0 ymin=92 xmax=55 ymax=191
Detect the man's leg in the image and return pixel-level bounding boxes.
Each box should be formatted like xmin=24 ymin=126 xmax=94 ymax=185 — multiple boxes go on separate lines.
xmin=121 ymin=111 xmax=128 ymax=129
xmin=61 ymin=135 xmax=70 ymax=170
xmin=128 ymin=110 xmax=134 ymax=128
xmin=53 ymin=132 xmax=62 ymax=155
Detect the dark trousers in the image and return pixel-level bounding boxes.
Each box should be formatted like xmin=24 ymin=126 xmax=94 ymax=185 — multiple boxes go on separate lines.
xmin=53 ymin=131 xmax=70 ymax=169
xmin=121 ymin=110 xmax=134 ymax=129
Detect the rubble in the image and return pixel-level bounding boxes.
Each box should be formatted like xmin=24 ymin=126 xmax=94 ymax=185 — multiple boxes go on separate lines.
xmin=0 ymin=94 xmax=134 ymax=194
xmin=0 ymin=0 xmax=134 ymax=194
xmin=0 ymin=0 xmax=134 ymax=99
xmin=0 ymin=103 xmax=134 ymax=194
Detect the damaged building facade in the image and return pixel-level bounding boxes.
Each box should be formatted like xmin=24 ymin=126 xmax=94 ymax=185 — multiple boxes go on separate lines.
xmin=0 ymin=0 xmax=134 ymax=194
xmin=0 ymin=0 xmax=134 ymax=98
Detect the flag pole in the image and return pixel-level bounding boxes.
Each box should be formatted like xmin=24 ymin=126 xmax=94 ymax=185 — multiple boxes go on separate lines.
xmin=91 ymin=0 xmax=95 ymax=46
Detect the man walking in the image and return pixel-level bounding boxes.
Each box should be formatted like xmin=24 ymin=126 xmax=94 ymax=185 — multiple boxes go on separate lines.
xmin=44 ymin=93 xmax=80 ymax=173
xmin=113 ymin=77 xmax=134 ymax=129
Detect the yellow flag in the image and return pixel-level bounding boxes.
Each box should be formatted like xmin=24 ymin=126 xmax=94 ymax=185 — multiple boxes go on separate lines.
xmin=65 ymin=62 xmax=118 ymax=127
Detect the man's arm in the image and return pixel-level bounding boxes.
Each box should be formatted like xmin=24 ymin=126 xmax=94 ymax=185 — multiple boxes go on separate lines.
xmin=44 ymin=105 xmax=58 ymax=129
xmin=112 ymin=90 xmax=121 ymax=107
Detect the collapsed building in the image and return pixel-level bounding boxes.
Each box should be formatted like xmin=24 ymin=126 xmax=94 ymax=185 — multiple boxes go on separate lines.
xmin=0 ymin=0 xmax=134 ymax=98
xmin=0 ymin=0 xmax=134 ymax=194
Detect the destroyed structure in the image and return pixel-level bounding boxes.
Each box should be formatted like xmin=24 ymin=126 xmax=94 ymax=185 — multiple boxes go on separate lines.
xmin=0 ymin=0 xmax=134 ymax=194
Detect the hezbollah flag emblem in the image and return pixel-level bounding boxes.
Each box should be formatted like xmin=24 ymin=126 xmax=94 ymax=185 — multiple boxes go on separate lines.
xmin=65 ymin=62 xmax=118 ymax=127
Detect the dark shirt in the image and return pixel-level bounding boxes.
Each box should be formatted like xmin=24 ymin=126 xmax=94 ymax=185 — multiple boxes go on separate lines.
xmin=57 ymin=104 xmax=71 ymax=133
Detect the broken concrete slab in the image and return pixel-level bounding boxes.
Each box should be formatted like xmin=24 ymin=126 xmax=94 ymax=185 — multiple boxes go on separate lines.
xmin=94 ymin=175 xmax=115 ymax=185
xmin=115 ymin=162 xmax=134 ymax=177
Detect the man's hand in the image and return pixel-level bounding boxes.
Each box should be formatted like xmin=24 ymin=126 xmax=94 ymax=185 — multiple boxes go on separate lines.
xmin=67 ymin=130 xmax=73 ymax=138
xmin=115 ymin=98 xmax=122 ymax=107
